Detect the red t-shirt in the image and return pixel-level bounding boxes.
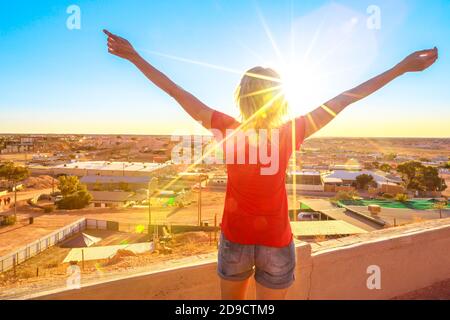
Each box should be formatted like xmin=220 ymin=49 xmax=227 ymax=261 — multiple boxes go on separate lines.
xmin=210 ymin=111 xmax=306 ymax=248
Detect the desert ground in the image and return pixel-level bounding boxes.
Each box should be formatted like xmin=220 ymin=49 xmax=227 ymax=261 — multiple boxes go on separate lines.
xmin=0 ymin=230 xmax=217 ymax=300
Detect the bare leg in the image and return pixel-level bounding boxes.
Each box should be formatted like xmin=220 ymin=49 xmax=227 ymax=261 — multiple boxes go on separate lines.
xmin=221 ymin=278 xmax=251 ymax=300
xmin=255 ymin=282 xmax=289 ymax=300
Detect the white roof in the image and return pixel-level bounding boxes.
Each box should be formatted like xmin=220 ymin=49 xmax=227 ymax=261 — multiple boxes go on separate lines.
xmin=322 ymin=177 xmax=343 ymax=184
xmin=324 ymin=170 xmax=397 ymax=184
xmin=291 ymin=221 xmax=367 ymax=237
xmin=80 ymin=176 xmax=151 ymax=184
xmin=289 ymin=170 xmax=321 ymax=176
xmin=54 ymin=161 xmax=168 ymax=173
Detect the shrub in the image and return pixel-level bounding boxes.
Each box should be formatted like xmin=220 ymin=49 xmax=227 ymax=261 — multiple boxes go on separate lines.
xmin=383 ymin=193 xmax=394 ymax=199
xmin=333 ymin=190 xmax=359 ymax=201
xmin=1 ymin=215 xmax=16 ymax=226
xmin=395 ymin=193 xmax=409 ymax=203
xmin=44 ymin=205 xmax=55 ymax=213
xmin=56 ymin=190 xmax=92 ymax=210
xmin=355 ymin=174 xmax=374 ymax=190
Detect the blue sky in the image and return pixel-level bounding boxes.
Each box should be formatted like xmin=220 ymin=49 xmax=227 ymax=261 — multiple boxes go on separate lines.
xmin=0 ymin=0 xmax=449 ymax=137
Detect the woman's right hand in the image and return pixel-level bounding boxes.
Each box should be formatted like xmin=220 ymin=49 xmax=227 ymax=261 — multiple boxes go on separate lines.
xmin=103 ymin=29 xmax=139 ymax=62
xmin=396 ymin=47 xmax=438 ymax=74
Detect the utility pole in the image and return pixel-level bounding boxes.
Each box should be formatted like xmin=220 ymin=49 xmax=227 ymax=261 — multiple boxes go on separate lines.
xmin=198 ymin=175 xmax=201 ymax=226
xmin=51 ymin=169 xmax=55 ymax=194
xmin=148 ymin=177 xmax=159 ymax=235
xmin=13 ymin=181 xmax=17 ymax=219
xmin=197 ymin=174 xmax=207 ymax=226
xmin=291 ymin=119 xmax=298 ymax=222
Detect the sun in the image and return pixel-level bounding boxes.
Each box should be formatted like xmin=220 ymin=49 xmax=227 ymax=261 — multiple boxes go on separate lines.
xmin=279 ymin=63 xmax=326 ymax=112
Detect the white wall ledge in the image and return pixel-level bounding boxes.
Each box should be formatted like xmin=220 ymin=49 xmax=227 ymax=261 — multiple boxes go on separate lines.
xmin=16 ymin=218 xmax=450 ymax=300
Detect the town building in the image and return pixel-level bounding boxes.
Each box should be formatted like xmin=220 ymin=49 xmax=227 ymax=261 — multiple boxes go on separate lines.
xmin=287 ymin=171 xmax=324 ymax=192
xmin=30 ymin=161 xmax=172 ymax=178
xmin=90 ymin=191 xmax=147 ymax=208
xmin=80 ymin=175 xmax=152 ymax=192
xmin=322 ymin=170 xmax=403 ymax=193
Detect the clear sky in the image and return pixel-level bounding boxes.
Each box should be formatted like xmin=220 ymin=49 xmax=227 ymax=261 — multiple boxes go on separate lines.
xmin=0 ymin=0 xmax=449 ymax=137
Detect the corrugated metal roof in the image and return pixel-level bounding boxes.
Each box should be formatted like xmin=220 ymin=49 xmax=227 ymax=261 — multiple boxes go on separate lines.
xmin=54 ymin=161 xmax=168 ymax=173
xmin=90 ymin=191 xmax=144 ymax=202
xmin=291 ymin=221 xmax=367 ymax=237
xmin=80 ymin=176 xmax=151 ymax=184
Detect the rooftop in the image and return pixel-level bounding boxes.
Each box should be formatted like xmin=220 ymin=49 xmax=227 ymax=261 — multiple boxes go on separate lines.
xmin=80 ymin=175 xmax=151 ymax=184
xmin=324 ymin=170 xmax=399 ymax=184
xmin=90 ymin=191 xmax=146 ymax=202
xmin=291 ymin=221 xmax=367 ymax=237
xmin=53 ymin=161 xmax=169 ymax=173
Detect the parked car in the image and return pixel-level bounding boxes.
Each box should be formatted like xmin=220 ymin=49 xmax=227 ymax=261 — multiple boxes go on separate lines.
xmin=297 ymin=212 xmax=321 ymax=221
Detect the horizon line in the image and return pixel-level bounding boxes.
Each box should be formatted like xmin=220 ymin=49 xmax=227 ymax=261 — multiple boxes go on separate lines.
xmin=0 ymin=132 xmax=449 ymax=139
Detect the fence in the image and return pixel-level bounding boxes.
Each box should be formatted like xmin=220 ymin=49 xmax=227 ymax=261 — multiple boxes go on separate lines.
xmin=86 ymin=219 xmax=108 ymax=231
xmin=0 ymin=217 xmax=219 ymax=273
xmin=0 ymin=217 xmax=136 ymax=273
xmin=0 ymin=218 xmax=87 ymax=273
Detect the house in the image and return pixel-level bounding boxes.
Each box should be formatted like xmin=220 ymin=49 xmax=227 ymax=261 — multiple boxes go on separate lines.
xmin=90 ymin=191 xmax=146 ymax=208
xmin=50 ymin=161 xmax=171 ymax=178
xmin=0 ymin=137 xmax=34 ymax=154
xmin=287 ymin=171 xmax=324 ymax=192
xmin=329 ymin=163 xmax=362 ymax=171
xmin=80 ymin=175 xmax=152 ymax=191
xmin=323 ymin=170 xmax=403 ymax=193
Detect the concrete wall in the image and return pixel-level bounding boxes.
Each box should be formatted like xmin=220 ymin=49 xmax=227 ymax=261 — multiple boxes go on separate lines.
xmin=30 ymin=219 xmax=450 ymax=300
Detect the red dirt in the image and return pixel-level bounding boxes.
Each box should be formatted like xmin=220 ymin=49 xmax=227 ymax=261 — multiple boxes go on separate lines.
xmin=394 ymin=279 xmax=450 ymax=300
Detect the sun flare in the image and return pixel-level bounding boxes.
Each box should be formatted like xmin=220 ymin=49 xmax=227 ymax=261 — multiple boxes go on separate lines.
xmin=279 ymin=63 xmax=326 ymax=111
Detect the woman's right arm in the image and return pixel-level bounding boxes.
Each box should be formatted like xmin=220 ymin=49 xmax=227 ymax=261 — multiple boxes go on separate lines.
xmin=104 ymin=30 xmax=215 ymax=129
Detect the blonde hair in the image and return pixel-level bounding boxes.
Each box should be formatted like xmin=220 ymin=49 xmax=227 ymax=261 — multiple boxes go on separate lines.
xmin=236 ymin=67 xmax=288 ymax=130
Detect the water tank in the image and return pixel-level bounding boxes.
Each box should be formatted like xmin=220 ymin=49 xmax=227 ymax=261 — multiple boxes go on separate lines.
xmin=368 ymin=205 xmax=381 ymax=216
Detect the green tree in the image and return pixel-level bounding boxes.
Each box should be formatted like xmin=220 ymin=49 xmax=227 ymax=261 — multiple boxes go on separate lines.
xmin=0 ymin=162 xmax=30 ymax=219
xmin=57 ymin=176 xmax=92 ymax=210
xmin=397 ymin=161 xmax=446 ymax=192
xmin=355 ymin=174 xmax=374 ymax=190
xmin=58 ymin=176 xmax=82 ymax=196
xmin=379 ymin=163 xmax=392 ymax=173
xmin=422 ymin=166 xmax=447 ymax=192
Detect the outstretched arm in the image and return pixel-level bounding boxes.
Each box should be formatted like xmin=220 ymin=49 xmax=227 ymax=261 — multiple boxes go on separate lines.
xmin=304 ymin=48 xmax=438 ymax=138
xmin=103 ymin=30 xmax=214 ymax=129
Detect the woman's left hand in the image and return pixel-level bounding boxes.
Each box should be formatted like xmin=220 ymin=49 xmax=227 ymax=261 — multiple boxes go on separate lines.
xmin=396 ymin=47 xmax=438 ymax=74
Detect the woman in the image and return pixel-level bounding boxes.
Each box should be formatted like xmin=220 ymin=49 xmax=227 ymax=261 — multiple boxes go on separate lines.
xmin=103 ymin=29 xmax=437 ymax=300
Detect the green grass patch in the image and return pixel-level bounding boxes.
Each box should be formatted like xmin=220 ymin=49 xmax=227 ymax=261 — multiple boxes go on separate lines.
xmin=339 ymin=199 xmax=449 ymax=210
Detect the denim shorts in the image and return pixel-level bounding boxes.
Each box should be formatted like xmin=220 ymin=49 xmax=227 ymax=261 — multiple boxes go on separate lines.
xmin=217 ymin=233 xmax=296 ymax=290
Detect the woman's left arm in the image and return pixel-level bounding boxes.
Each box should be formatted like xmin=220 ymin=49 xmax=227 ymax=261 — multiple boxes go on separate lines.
xmin=303 ymin=48 xmax=438 ymax=138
